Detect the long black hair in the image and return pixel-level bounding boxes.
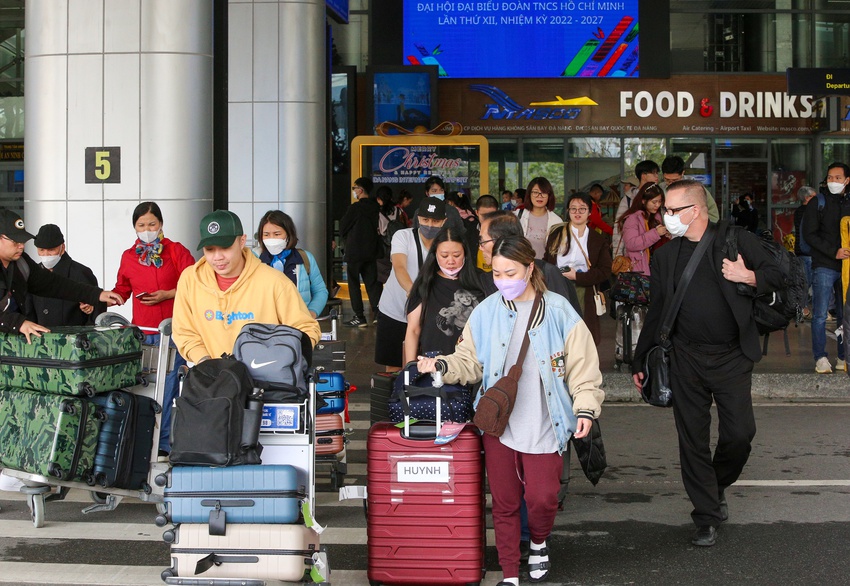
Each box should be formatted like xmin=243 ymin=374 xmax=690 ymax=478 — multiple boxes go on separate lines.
xmin=132 ymin=201 xmax=163 ymax=225
xmin=409 ymin=227 xmax=483 ymax=326
xmin=375 ymin=185 xmax=397 ymax=217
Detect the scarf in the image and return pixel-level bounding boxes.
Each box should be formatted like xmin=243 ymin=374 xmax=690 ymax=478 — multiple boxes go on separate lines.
xmin=270 ymin=248 xmax=293 ymax=273
xmin=135 ymin=231 xmax=165 ymax=268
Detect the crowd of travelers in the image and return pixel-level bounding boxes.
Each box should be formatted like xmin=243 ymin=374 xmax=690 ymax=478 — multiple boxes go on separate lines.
xmin=0 ymin=156 xmax=848 ymax=585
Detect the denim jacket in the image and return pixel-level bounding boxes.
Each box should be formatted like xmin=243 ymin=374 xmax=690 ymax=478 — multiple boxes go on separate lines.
xmin=437 ymin=290 xmax=604 ymax=453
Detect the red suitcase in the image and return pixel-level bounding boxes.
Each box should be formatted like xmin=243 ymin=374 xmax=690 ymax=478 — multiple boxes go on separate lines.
xmin=367 ymin=396 xmax=485 ymax=585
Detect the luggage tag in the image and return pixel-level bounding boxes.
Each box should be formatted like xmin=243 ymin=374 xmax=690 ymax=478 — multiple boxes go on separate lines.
xmin=435 ymin=421 xmax=466 ymax=445
xmin=302 ymin=500 xmax=325 ymax=535
xmin=310 ymin=551 xmax=329 ymax=583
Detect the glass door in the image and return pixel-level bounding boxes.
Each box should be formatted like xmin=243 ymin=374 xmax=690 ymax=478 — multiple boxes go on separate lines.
xmin=714 ymin=160 xmax=768 ymax=229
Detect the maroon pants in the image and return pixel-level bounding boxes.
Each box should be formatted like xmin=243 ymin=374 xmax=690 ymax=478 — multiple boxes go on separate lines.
xmin=483 ymin=434 xmax=563 ymax=579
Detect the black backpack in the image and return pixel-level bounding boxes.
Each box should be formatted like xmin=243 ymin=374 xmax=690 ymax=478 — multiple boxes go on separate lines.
xmin=170 ymin=358 xmax=263 ymax=466
xmin=724 ymin=226 xmax=807 ymax=355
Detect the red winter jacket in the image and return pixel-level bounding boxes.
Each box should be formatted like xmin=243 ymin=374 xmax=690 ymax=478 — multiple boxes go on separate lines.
xmin=112 ymin=238 xmax=196 ymax=328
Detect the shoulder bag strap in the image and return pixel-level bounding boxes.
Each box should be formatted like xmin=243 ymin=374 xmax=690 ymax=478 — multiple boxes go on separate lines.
xmin=510 ymin=292 xmax=542 ymax=381
xmin=413 ymin=228 xmax=424 ymax=268
xmin=659 ymin=225 xmax=716 ymax=342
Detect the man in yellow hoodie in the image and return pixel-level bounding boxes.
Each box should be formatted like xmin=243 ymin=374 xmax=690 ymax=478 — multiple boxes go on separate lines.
xmin=173 ymin=210 xmax=320 ymax=364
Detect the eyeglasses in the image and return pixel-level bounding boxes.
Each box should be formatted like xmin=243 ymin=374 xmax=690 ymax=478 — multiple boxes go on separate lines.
xmin=568 ymin=208 xmax=589 ymax=214
xmin=661 ymin=204 xmax=695 ymax=216
xmin=478 ymin=238 xmax=494 ymax=246
xmin=530 ymin=190 xmax=546 ymax=197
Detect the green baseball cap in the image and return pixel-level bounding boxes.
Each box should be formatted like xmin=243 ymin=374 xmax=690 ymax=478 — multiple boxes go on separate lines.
xmin=197 ymin=210 xmax=244 ymax=250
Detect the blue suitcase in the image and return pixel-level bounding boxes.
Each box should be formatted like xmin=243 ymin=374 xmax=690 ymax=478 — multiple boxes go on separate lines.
xmin=154 ymin=465 xmax=304 ymax=533
xmin=316 ymin=372 xmax=347 ymax=415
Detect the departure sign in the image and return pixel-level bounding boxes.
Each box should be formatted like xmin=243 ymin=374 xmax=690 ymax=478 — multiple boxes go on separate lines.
xmin=403 ymin=1 xmax=640 ymax=78
xmin=787 ymin=68 xmax=850 ymax=96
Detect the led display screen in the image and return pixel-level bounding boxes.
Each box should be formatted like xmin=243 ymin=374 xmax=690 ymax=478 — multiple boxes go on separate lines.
xmin=403 ymin=0 xmax=640 ymax=78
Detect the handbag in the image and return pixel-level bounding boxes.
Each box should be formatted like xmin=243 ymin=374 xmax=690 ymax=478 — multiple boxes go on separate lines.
xmin=640 ymin=226 xmax=716 ymax=408
xmin=593 ymin=286 xmax=606 ymax=316
xmin=611 ymin=232 xmax=631 ymax=275
xmin=472 ymin=293 xmax=541 ymax=437
xmin=610 ymin=271 xmax=651 ymax=305
xmin=570 ymin=418 xmax=607 ymax=485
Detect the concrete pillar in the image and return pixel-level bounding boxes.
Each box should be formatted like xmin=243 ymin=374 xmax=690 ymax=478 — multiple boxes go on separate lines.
xmin=24 ymin=0 xmax=213 ymax=289
xmin=227 ymin=0 xmax=327 ymax=277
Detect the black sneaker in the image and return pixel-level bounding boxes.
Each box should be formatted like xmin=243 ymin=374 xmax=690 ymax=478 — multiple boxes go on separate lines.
xmin=344 ymin=316 xmax=368 ymax=328
xmin=691 ymin=525 xmax=717 ymax=547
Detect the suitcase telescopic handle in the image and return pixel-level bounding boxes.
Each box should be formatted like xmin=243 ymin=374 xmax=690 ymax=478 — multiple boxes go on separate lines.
xmin=403 ymin=366 xmax=444 ymax=439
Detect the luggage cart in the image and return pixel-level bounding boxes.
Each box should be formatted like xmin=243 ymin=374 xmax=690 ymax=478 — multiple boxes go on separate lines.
xmin=5 ymin=316 xmax=176 ymax=528
xmin=161 ymin=372 xmax=330 ymax=585
xmin=314 ymin=309 xmax=348 ymax=491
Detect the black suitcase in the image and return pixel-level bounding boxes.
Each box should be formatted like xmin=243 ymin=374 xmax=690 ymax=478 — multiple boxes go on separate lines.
xmin=90 ymin=390 xmax=158 ymax=490
xmin=313 ymin=339 xmax=345 ymax=372
xmin=370 ymin=371 xmax=397 ymax=425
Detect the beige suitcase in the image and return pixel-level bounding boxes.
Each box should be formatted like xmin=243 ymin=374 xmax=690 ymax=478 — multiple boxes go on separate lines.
xmin=162 ymin=523 xmax=320 ymax=582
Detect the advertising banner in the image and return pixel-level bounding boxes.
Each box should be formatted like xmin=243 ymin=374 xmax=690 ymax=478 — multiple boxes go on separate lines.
xmin=437 ymin=75 xmax=850 ymax=135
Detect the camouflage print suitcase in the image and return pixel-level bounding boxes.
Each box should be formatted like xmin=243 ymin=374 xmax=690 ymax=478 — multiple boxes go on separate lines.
xmin=0 ymin=387 xmax=102 ymax=482
xmin=0 ymin=325 xmax=144 ymax=396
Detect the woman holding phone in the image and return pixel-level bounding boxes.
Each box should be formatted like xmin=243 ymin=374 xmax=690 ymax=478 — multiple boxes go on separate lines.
xmin=112 ymin=202 xmax=195 ymax=455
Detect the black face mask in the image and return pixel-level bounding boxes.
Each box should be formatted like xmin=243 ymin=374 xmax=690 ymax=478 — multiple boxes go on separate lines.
xmin=419 ymin=224 xmax=442 ymax=240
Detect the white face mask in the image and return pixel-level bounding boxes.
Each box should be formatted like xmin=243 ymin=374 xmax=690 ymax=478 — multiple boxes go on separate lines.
xmin=264 ymin=238 xmax=287 ymax=256
xmin=827 ymin=182 xmax=846 ymax=195
xmin=137 ymin=230 xmax=159 ymax=244
xmin=663 ymin=208 xmax=695 ymax=238
xmin=352 ymin=189 xmax=359 ymax=201
xmin=39 ymin=254 xmax=61 ymax=270
xmin=429 ymin=192 xmax=445 ymax=201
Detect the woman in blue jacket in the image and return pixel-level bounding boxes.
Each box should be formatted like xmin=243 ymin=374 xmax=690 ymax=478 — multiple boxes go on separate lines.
xmin=254 ymin=210 xmax=328 ymax=317
xmin=417 ymin=235 xmax=604 ymax=586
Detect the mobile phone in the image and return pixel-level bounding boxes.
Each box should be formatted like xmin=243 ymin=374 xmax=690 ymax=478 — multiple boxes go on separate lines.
xmin=135 ymin=292 xmax=149 ymax=299
xmin=560 ymin=266 xmax=572 ymax=273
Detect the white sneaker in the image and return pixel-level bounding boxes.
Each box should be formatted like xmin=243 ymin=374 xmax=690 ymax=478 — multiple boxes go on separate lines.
xmin=835 ymin=359 xmax=847 ymax=372
xmin=815 ymin=357 xmax=833 ymax=374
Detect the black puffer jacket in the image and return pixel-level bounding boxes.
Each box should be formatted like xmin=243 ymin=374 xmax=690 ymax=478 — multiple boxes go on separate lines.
xmin=802 ymin=188 xmax=850 ymax=271
xmin=0 ymin=252 xmax=103 ymax=333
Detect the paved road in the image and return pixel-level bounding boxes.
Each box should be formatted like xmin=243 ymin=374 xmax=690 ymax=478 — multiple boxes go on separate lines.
xmin=1 ymin=400 xmax=849 ymax=586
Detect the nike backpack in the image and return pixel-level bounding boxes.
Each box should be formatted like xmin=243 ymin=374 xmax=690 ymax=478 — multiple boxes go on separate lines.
xmin=232 ymin=323 xmax=311 ymax=402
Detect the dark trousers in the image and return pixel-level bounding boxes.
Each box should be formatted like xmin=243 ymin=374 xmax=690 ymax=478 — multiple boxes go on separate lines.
xmin=346 ymin=259 xmax=382 ymax=318
xmin=483 ymin=434 xmax=563 ymax=579
xmin=671 ymin=337 xmax=756 ymax=527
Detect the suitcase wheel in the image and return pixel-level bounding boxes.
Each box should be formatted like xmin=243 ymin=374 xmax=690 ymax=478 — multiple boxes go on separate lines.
xmin=96 ymin=473 xmax=108 ymax=488
xmin=83 ymin=471 xmax=96 ymax=487
xmin=161 ymin=568 xmax=175 ymax=581
xmin=78 ymin=382 xmax=96 ymax=397
xmin=154 ymin=513 xmax=169 ymax=527
xmin=141 ymin=482 xmax=152 ymax=495
xmin=47 ymin=463 xmax=64 ymax=479
xmin=162 ymin=529 xmax=175 ymax=543
xmin=154 ymin=473 xmax=169 ymax=487
xmin=94 ymin=408 xmax=108 ymax=422
xmin=132 ymin=328 xmax=145 ymax=342
xmin=75 ymin=334 xmax=91 ymax=350
xmin=152 ymin=402 xmax=162 ymax=415
xmin=59 ymin=400 xmax=76 ymax=415
xmin=136 ymin=373 xmax=148 ymax=387
xmin=110 ymin=393 xmax=126 ymax=408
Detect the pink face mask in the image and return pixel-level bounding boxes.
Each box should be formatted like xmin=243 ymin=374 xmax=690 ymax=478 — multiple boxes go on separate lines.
xmin=439 ymin=260 xmax=464 ymax=277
